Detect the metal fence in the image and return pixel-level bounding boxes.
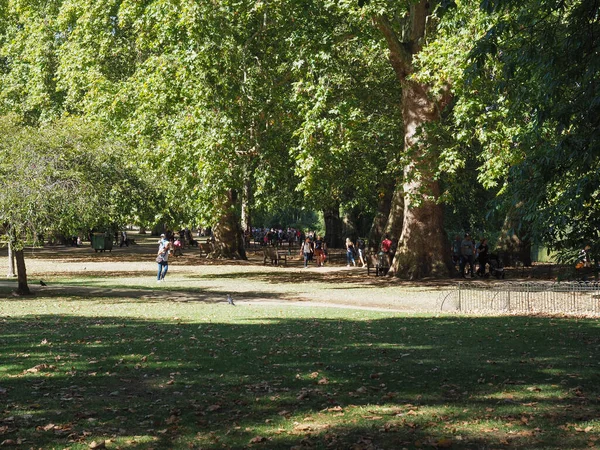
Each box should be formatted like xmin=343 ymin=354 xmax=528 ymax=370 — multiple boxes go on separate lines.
xmin=438 ymin=281 xmax=600 ymax=314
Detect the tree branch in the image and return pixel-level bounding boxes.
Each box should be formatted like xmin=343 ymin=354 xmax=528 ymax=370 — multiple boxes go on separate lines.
xmin=372 ymin=14 xmax=413 ymax=81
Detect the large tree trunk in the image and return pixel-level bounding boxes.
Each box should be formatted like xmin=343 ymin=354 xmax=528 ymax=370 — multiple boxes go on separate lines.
xmin=388 ymin=82 xmax=451 ymax=278
xmin=14 ymin=249 xmax=31 ymax=295
xmin=211 ymin=189 xmax=247 ymax=259
xmin=324 ymin=204 xmax=343 ymax=248
xmin=7 ymin=241 xmax=16 ymax=278
xmin=373 ymin=3 xmax=452 ymax=278
xmin=368 ymin=178 xmax=395 ymax=250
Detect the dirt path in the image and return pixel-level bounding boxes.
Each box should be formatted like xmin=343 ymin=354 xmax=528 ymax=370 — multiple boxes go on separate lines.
xmin=0 ymin=239 xmax=456 ymax=313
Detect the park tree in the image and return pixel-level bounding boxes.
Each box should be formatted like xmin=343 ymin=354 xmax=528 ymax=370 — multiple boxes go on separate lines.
xmin=0 ymin=115 xmax=149 ymax=295
xmin=412 ymin=0 xmax=599 ymax=262
xmin=347 ymin=0 xmax=463 ymax=278
xmin=472 ymin=0 xmax=600 ymax=261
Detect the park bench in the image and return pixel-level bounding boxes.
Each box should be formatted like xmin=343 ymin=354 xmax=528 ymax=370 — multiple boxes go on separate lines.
xmin=366 ymin=252 xmax=390 ymax=276
xmin=263 ymin=246 xmax=287 ymax=266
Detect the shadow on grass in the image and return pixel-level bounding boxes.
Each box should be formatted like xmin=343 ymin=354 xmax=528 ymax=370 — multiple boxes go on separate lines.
xmin=187 ymin=270 xmax=457 ymax=289
xmin=0 ymin=313 xmax=598 ymax=449
xmin=0 ymin=284 xmax=285 ymax=304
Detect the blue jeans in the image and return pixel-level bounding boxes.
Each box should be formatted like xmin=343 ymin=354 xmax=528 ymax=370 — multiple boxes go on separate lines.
xmin=157 ymin=261 xmax=168 ymax=280
xmin=346 ymin=251 xmax=355 ymax=265
xmin=304 ymin=252 xmax=311 ymax=267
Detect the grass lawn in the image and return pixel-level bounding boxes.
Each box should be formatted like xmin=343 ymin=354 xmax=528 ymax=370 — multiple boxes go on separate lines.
xmin=0 ymin=242 xmax=599 ymax=449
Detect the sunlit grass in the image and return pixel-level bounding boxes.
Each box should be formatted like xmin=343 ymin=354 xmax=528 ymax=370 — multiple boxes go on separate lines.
xmin=0 ymin=293 xmax=599 ymax=448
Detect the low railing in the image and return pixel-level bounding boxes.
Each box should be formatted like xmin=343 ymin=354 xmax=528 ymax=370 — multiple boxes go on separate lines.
xmin=438 ymin=281 xmax=600 ymax=314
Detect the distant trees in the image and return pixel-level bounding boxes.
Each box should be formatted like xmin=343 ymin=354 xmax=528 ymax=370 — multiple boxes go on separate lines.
xmin=0 ymin=116 xmax=151 ymax=294
xmin=0 ymin=0 xmax=597 ymax=276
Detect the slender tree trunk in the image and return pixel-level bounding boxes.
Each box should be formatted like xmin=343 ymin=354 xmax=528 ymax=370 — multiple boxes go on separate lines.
xmin=323 ymin=204 xmax=343 ymax=248
xmin=342 ymin=209 xmax=358 ymax=241
xmin=368 ymin=178 xmax=395 ymax=250
xmin=211 ymin=189 xmax=247 ymax=259
xmin=241 ymin=178 xmax=252 ymax=233
xmin=14 ymin=249 xmax=31 ymax=295
xmin=383 ymin=183 xmax=404 ymax=242
xmin=7 ymin=241 xmax=16 ymax=278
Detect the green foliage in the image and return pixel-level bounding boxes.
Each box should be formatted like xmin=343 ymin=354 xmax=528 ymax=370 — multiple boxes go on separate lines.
xmin=412 ymin=0 xmax=599 ymax=255
xmin=1 ymin=0 xmax=597 ymax=259
xmin=0 ymin=115 xmax=153 ymax=245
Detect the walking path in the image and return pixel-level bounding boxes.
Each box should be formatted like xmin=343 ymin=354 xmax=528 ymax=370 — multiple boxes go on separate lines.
xmin=0 ymin=240 xmax=453 ymax=313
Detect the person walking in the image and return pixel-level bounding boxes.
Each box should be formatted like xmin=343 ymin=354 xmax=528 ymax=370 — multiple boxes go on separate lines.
xmin=301 ymin=237 xmax=312 ymax=268
xmin=477 ymin=238 xmax=489 ymax=276
xmin=156 ymin=236 xmax=171 ymax=282
xmin=451 ymin=235 xmax=462 ymax=268
xmin=356 ymin=237 xmax=366 ymax=268
xmin=314 ymin=235 xmax=325 ymax=267
xmin=346 ymin=238 xmax=356 ymax=267
xmin=120 ymin=230 xmax=128 ymax=247
xmin=460 ymin=233 xmax=475 ymax=278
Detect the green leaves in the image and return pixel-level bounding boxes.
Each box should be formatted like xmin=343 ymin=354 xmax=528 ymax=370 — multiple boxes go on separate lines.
xmin=0 ymin=115 xmax=152 ymax=243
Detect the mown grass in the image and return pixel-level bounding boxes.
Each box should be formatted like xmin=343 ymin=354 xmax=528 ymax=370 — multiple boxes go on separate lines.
xmin=0 ymin=286 xmax=599 ymax=449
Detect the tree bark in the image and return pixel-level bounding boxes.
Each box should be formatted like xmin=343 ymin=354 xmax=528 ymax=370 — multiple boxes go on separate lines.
xmin=324 ymin=204 xmax=343 ymax=248
xmin=368 ymin=178 xmax=395 ymax=250
xmin=211 ymin=189 xmax=247 ymax=259
xmin=7 ymin=241 xmax=16 ymax=278
xmin=497 ymin=209 xmax=533 ymax=267
xmin=388 ymin=81 xmax=451 ymax=278
xmin=383 ymin=183 xmax=405 ymax=242
xmin=14 ymin=249 xmax=31 ymax=295
xmin=373 ymin=2 xmax=453 ymax=278
xmin=241 ymin=178 xmax=252 ymax=233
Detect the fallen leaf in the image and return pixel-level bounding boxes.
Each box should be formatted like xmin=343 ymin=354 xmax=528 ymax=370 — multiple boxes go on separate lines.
xmin=249 ymin=436 xmax=268 ymax=443
xmin=89 ymin=441 xmax=105 ymax=449
xmin=296 ymin=392 xmax=309 ymax=400
xmin=437 ymin=438 xmax=453 ymax=448
xmin=165 ymin=415 xmax=179 ymax=425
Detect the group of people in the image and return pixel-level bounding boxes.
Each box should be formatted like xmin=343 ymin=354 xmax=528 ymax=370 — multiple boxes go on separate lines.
xmin=345 ymin=237 xmax=368 ymax=267
xmin=452 ymin=233 xmax=489 ymax=278
xmin=300 ymin=235 xmax=328 ymax=267
xmin=249 ymin=227 xmax=305 ymax=247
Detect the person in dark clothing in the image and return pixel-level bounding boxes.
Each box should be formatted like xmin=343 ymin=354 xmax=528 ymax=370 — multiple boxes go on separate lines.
xmin=477 ymin=238 xmax=489 ymax=276
xmin=460 ymin=233 xmax=475 ymax=278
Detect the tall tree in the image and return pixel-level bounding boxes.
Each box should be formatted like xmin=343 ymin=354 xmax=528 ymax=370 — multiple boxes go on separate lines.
xmin=354 ymin=1 xmax=454 ymax=278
